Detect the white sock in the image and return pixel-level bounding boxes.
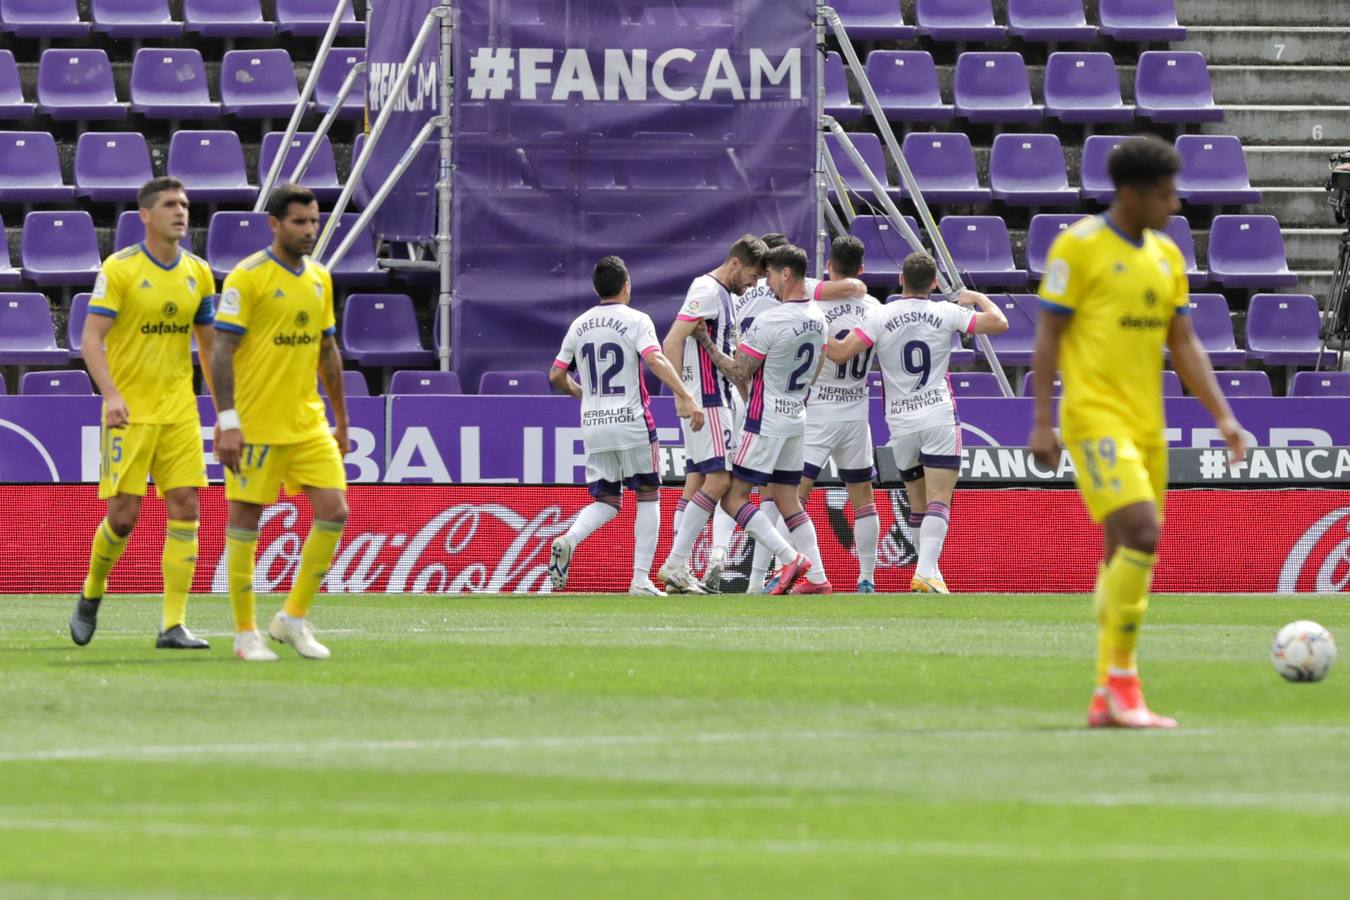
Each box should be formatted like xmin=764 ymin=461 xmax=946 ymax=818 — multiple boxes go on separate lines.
xmin=667 ymin=490 xmax=716 ymax=568
xmin=732 ymin=501 xmax=797 ymax=568
xmin=749 ymin=498 xmax=780 ymax=590
xmin=916 ymin=501 xmax=950 ymax=579
xmin=673 ymin=497 xmax=688 ymax=537
xmin=566 ymin=500 xmax=619 ymax=545
xmin=711 ymin=504 xmax=734 ymax=555
xmin=632 ymin=493 xmax=661 ymax=584
xmin=854 ymin=502 xmax=880 ymax=583
xmin=785 ymin=510 xmax=827 ymax=584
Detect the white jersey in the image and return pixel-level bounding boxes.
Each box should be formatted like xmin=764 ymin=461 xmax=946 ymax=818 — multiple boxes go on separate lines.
xmin=808 ymin=294 xmax=881 ymax=424
xmin=553 ymin=303 xmax=661 ymax=453
xmin=735 ymin=276 xmax=822 ymax=336
xmin=676 ymin=274 xmax=739 ymax=411
xmin=739 ymin=298 xmax=826 ymax=438
xmin=854 ymin=296 xmax=976 ymax=433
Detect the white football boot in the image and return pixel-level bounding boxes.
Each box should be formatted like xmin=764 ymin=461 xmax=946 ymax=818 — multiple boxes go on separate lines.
xmin=234 ymin=629 xmax=279 ymax=662
xmin=268 ymin=613 xmax=331 ymax=660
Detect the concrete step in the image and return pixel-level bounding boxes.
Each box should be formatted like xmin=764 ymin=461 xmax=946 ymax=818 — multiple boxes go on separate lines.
xmin=1178 ymin=0 xmax=1348 ymax=27
xmin=1200 ymin=106 xmax=1350 ymax=147
xmin=1246 ymin=187 xmax=1338 ymax=227
xmin=1184 ymin=26 xmax=1350 ymax=66
xmin=1282 ymin=228 xmax=1345 ymax=271
xmin=1210 ymin=66 xmax=1350 ymax=107
xmin=1246 ymin=146 xmax=1338 ymax=188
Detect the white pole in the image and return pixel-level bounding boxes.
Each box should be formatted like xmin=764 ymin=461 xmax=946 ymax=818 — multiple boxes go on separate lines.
xmin=289 ymin=62 xmax=366 ymax=184
xmin=436 ymin=0 xmax=454 ymax=373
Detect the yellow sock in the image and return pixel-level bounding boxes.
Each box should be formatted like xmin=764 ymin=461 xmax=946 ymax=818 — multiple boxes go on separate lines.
xmin=1093 ymin=562 xmax=1110 ymax=687
xmin=83 ymin=519 xmax=130 ymax=598
xmin=282 ymin=520 xmax=344 ymax=618
xmin=226 ymin=527 xmax=259 ymax=633
xmin=161 ymin=519 xmax=199 ymax=631
xmin=1101 ymin=548 xmax=1155 ymax=673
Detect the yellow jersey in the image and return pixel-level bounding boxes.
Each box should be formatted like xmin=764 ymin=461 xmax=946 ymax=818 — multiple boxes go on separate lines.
xmin=1038 ymin=215 xmax=1189 ymax=444
xmin=214 ymin=249 xmax=336 ymax=445
xmin=88 ymin=243 xmax=216 ymax=425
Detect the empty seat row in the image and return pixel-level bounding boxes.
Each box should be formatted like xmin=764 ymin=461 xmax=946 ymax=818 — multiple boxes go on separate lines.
xmin=0 ymin=48 xmax=360 ymax=123
xmin=834 ymin=0 xmax=1184 ymax=43
xmin=0 ymin=0 xmax=364 ymax=40
xmin=829 ymin=132 xmax=1258 ymax=208
xmin=827 ymin=50 xmax=1220 ymax=125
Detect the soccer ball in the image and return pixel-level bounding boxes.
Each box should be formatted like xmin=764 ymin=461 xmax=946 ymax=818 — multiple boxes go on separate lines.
xmin=1270 ymin=620 xmax=1338 ymax=683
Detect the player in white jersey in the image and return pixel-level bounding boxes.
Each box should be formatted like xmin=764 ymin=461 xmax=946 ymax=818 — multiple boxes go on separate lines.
xmin=549 ymin=256 xmax=705 ymax=595
xmin=659 ymin=244 xmax=825 ymax=595
xmin=659 ymin=235 xmax=766 ymax=594
xmin=827 ymin=252 xmax=1007 ymax=593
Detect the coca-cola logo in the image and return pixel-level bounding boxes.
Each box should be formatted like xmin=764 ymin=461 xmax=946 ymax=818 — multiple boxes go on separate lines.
xmin=1278 ymin=507 xmax=1350 ymax=593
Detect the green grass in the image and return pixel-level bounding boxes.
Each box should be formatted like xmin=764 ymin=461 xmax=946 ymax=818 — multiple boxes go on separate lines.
xmin=1 ymin=593 xmax=1348 ymax=899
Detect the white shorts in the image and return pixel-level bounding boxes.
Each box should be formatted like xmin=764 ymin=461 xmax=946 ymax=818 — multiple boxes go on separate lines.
xmin=732 ymin=431 xmax=804 ymax=486
xmin=586 ymin=442 xmax=661 ymax=496
xmin=803 ymin=419 xmax=876 ymax=484
xmin=889 ymin=423 xmax=962 ymax=481
xmin=683 ymin=403 xmax=741 ymax=475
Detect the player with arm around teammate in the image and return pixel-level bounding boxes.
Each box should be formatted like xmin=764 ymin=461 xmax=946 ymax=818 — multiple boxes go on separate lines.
xmin=547 ymin=256 xmax=705 ymax=595
xmin=826 ymin=252 xmax=1007 ymax=593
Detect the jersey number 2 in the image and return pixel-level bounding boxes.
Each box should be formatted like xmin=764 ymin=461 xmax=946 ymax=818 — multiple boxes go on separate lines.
xmin=580 ymin=342 xmax=625 ymax=396
xmin=787 ymin=343 xmax=816 ymax=392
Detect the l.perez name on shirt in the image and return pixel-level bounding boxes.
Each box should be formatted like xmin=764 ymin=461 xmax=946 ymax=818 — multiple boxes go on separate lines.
xmin=791 ymin=319 xmax=824 ymax=338
xmin=888 ymin=387 xmax=947 ymax=415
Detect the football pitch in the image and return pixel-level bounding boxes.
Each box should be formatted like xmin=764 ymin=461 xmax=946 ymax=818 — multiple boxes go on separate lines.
xmin=1 ymin=593 xmax=1348 ymax=899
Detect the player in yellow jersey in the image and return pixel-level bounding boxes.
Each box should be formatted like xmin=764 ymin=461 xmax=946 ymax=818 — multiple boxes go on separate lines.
xmin=71 ymin=177 xmax=218 ymax=650
xmin=212 ymin=184 xmax=349 ymax=662
xmin=1030 ymin=136 xmax=1246 ymax=728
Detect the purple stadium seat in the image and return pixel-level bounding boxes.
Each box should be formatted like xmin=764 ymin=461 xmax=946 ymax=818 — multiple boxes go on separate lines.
xmin=21 ymin=369 xmax=93 ymax=395
xmin=1079 ymin=135 xmax=1126 ymax=204
xmin=1160 ymin=216 xmax=1207 ymax=288
xmin=0 ymin=51 xmax=33 ymax=120
xmin=0 ymin=0 xmax=88 ymax=38
xmin=1290 ymin=372 xmax=1350 ymax=397
xmin=1245 ymin=294 xmax=1324 ymax=367
xmin=948 ymin=331 xmax=976 ymax=369
xmin=183 ymin=0 xmax=273 ymax=38
xmin=0 ymin=294 xmax=68 ymax=365
xmin=1135 ymin=52 xmax=1223 ymax=124
xmin=916 ymin=0 xmax=1004 ymax=42
xmin=21 ymin=212 xmax=101 ymax=287
xmin=205 ymin=212 xmax=271 ymax=279
xmin=865 ymin=51 xmax=954 ymax=124
xmin=317 ymin=370 xmax=369 ymax=398
xmin=1007 ymin=0 xmax=1095 ymax=42
xmin=276 ymin=0 xmax=365 ymax=39
xmin=954 ymin=53 xmax=1043 ymax=124
xmin=390 ymin=370 xmax=462 ymax=395
xmin=314 ymin=48 xmax=366 ymax=120
xmin=989 ymin=134 xmax=1079 ymax=206
xmin=1019 ymin=371 xmax=1063 ymax=397
xmin=825 ymin=52 xmax=862 ymax=123
xmin=258 ymin=132 xmax=342 ymax=203
xmin=319 ymin=214 xmax=386 ymax=287
xmin=67 ymin=292 xmax=91 ymax=356
xmin=1215 ymin=371 xmax=1272 ymax=398
xmin=986 ymin=294 xmax=1038 ymax=366
xmin=1175 ymin=136 xmax=1261 ymax=206
xmin=833 ymin=0 xmax=915 ymax=40
xmin=1207 ymin=215 xmax=1298 ymax=289
xmin=221 ymin=50 xmax=300 ymax=119
xmin=0 ymin=132 xmax=74 ymax=203
xmin=901 ymin=132 xmax=989 ymax=204
xmin=114 ymin=211 xmax=142 ymax=252
xmin=1098 ymin=0 xmax=1186 ymax=42
xmin=1043 ymin=52 xmax=1132 ymax=124
xmin=849 ymin=214 xmax=922 ymax=283
xmin=1161 ymin=371 xmax=1184 ymax=397
xmin=130 ymin=49 xmax=219 ymax=121
xmin=1176 ymin=294 xmax=1245 ymax=369
xmin=168 ymin=132 xmax=256 ymax=205
xmin=91 ymin=0 xmax=180 ymax=38
xmin=939 ymin=216 xmax=1028 ymax=288
xmin=1026 ymin=215 xmax=1087 ymax=279
xmin=950 ymin=372 xmax=1003 ymax=398
xmin=74 ymin=133 xmax=154 ymax=204
xmin=827 ymin=132 xmax=902 ymax=201
xmin=37 ymin=50 xmax=126 ymax=122
xmin=0 ymin=215 xmax=20 ymax=289
xmin=342 ymin=294 xmax=434 ymax=368
xmin=480 ymin=370 xmax=551 ymax=396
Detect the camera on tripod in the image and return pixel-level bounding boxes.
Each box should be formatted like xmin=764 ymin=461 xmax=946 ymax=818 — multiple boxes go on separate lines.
xmin=1322 ymin=151 xmax=1350 ymax=361
xmin=1325 ymin=150 xmax=1350 ymax=224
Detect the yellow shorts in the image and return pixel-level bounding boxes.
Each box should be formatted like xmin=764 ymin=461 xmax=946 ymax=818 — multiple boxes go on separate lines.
xmin=1064 ymin=433 xmax=1167 ymax=523
xmin=99 ymin=419 xmax=206 ymax=500
xmin=224 ymin=433 xmax=347 ymax=506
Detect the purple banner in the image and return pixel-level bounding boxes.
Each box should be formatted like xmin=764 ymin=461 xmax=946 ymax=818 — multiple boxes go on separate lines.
xmin=0 ymin=397 xmax=386 ymax=484
xmin=450 ymin=0 xmax=820 ymax=393
xmin=363 ymin=0 xmax=440 ymax=241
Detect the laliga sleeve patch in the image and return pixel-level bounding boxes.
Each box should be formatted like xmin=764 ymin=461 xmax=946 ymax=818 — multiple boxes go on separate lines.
xmin=91 ymin=273 xmax=108 ymax=300
xmin=1043 ymin=258 xmax=1070 ymax=297
xmin=219 ymin=286 xmax=241 ymax=316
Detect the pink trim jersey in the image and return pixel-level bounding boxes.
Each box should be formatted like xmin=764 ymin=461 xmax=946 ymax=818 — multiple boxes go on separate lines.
xmin=739 ymin=299 xmax=827 ymax=438
xmin=676 ymin=274 xmax=739 ymax=410
xmin=808 ymin=293 xmax=881 ymax=424
xmin=854 ymin=297 xmax=976 ymax=434
xmin=553 ymin=303 xmax=661 ymax=453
